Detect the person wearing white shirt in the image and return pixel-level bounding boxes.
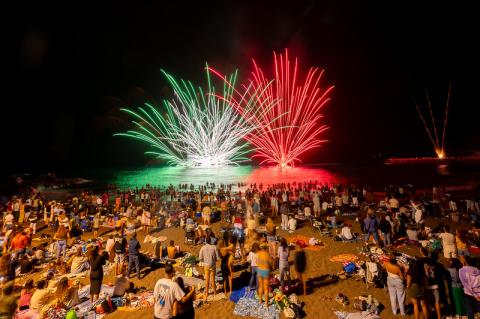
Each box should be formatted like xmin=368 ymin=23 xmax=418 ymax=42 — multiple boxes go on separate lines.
xmin=389 ymin=197 xmax=399 ymax=212
xmin=247 ymin=244 xmax=259 ymax=289
xmin=304 ymin=206 xmax=311 ymax=219
xmin=287 ymin=216 xmax=297 ymax=233
xmin=449 ymin=200 xmax=458 ymax=212
xmin=438 ymin=225 xmax=457 ymax=258
xmin=352 ymin=196 xmax=359 ymax=207
xmin=322 ymin=201 xmax=329 ymax=212
xmin=411 ymin=201 xmax=424 ymax=224
xmin=341 ymin=224 xmax=354 ymax=240
xmin=153 ymin=264 xmax=193 ymax=319
xmin=3 ymin=212 xmax=14 ymax=230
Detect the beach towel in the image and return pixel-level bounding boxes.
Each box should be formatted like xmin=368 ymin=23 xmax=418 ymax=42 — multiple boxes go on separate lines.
xmin=330 ymin=254 xmax=358 ymax=263
xmin=233 ymin=297 xmax=279 ymax=319
xmin=288 ymin=235 xmax=325 ymax=251
xmin=230 ymin=286 xmax=247 ymax=303
xmin=334 ymin=310 xmax=380 ymax=319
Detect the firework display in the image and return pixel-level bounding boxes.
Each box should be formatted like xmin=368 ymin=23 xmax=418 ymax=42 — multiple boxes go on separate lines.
xmin=414 ymin=83 xmax=452 ymax=159
xmin=115 ymin=67 xmax=267 ymax=167
xmin=218 ymin=49 xmax=334 ymax=169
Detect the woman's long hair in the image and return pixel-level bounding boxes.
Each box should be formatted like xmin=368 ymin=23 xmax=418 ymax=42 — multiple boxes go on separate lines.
xmin=89 ymin=246 xmax=99 ymax=264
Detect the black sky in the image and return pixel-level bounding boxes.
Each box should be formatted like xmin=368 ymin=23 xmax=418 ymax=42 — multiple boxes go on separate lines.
xmin=6 ymin=1 xmax=480 ymax=174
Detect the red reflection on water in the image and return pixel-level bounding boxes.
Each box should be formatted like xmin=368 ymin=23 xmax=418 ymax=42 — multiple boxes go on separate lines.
xmin=243 ymin=166 xmax=341 ymax=186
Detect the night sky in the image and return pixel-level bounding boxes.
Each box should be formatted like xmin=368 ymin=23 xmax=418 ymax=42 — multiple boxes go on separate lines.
xmin=6 ymin=1 xmax=479 ymax=174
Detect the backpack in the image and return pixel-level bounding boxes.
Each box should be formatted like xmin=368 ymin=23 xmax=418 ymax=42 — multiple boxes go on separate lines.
xmin=289 ymin=303 xmax=306 ymax=319
xmin=114 ymin=237 xmax=124 ymax=253
xmin=343 ymin=262 xmax=356 ymax=274
xmin=96 ymin=296 xmax=116 ymax=314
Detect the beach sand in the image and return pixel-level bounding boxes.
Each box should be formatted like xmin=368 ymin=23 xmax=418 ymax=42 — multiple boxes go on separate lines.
xmin=27 ymin=215 xmax=470 ymax=319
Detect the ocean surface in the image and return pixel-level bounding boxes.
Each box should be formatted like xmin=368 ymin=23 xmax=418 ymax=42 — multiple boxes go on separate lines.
xmin=61 ymin=162 xmax=480 ymax=191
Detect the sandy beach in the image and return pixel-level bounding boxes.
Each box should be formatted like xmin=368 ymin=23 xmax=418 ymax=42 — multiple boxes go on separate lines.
xmin=22 ymin=212 xmax=471 ymax=319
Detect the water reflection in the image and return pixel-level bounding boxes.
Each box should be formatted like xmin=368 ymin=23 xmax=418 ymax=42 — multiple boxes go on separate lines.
xmin=437 ymin=164 xmax=450 ymax=175
xmin=112 ymin=166 xmax=341 ymax=189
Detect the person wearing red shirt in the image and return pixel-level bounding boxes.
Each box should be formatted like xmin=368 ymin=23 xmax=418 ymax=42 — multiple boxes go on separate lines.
xmin=10 ymin=230 xmax=29 ymax=260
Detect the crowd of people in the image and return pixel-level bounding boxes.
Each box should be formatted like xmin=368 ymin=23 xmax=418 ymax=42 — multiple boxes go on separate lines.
xmin=1 ymin=179 xmax=480 ymax=319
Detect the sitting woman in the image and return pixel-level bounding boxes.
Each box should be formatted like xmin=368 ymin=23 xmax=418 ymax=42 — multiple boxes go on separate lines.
xmin=18 ymin=279 xmax=34 ymax=311
xmin=195 ymin=224 xmax=209 ymax=244
xmin=69 ymin=247 xmax=89 ymax=274
xmin=113 ymin=269 xmax=132 ymax=297
xmin=29 ymin=280 xmax=51 ymax=314
xmin=52 ymin=277 xmax=81 ymax=310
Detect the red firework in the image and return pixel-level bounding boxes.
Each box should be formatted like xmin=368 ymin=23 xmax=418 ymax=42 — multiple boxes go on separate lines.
xmin=239 ymin=49 xmax=334 ymax=168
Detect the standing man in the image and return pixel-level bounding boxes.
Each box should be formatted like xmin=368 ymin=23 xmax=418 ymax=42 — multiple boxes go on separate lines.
xmin=154 ymin=264 xmax=194 ymax=319
xmin=199 ymin=235 xmax=219 ymax=302
xmin=127 ymin=232 xmax=141 ymax=279
xmin=363 ymin=209 xmax=380 ymax=245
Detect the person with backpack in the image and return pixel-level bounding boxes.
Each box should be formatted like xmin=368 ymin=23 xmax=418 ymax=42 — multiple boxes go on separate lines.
xmin=363 ymin=210 xmax=380 ymax=245
xmin=113 ymin=232 xmax=127 ymax=275
xmin=459 ymin=256 xmax=480 ymax=319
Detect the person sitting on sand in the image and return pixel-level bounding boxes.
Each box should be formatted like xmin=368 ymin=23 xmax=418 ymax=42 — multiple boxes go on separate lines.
xmin=68 ymin=247 xmax=89 ymax=274
xmin=265 ymin=218 xmax=276 ymax=239
xmin=167 ymin=240 xmax=180 ymax=259
xmin=51 ymin=277 xmax=81 ymax=310
xmin=113 ymin=269 xmax=132 ymax=298
xmin=18 ymin=279 xmax=34 ymax=311
xmin=19 ymin=254 xmax=34 ymax=274
xmin=341 ymin=223 xmax=354 ymax=241
xmin=287 ymin=215 xmax=297 ymax=233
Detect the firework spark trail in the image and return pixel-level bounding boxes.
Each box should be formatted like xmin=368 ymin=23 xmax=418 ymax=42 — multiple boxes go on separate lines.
xmin=415 ymin=101 xmax=438 ymax=151
xmin=425 ymin=89 xmax=440 ymax=148
xmin=414 ymin=84 xmax=452 ymax=159
xmin=441 ymin=82 xmax=452 ymax=155
xmin=115 ymin=66 xmax=265 ymax=167
xmin=219 ymin=49 xmax=334 ymax=168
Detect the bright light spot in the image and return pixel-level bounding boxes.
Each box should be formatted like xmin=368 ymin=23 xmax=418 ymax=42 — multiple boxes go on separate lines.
xmin=436 ymin=149 xmax=445 ymax=159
